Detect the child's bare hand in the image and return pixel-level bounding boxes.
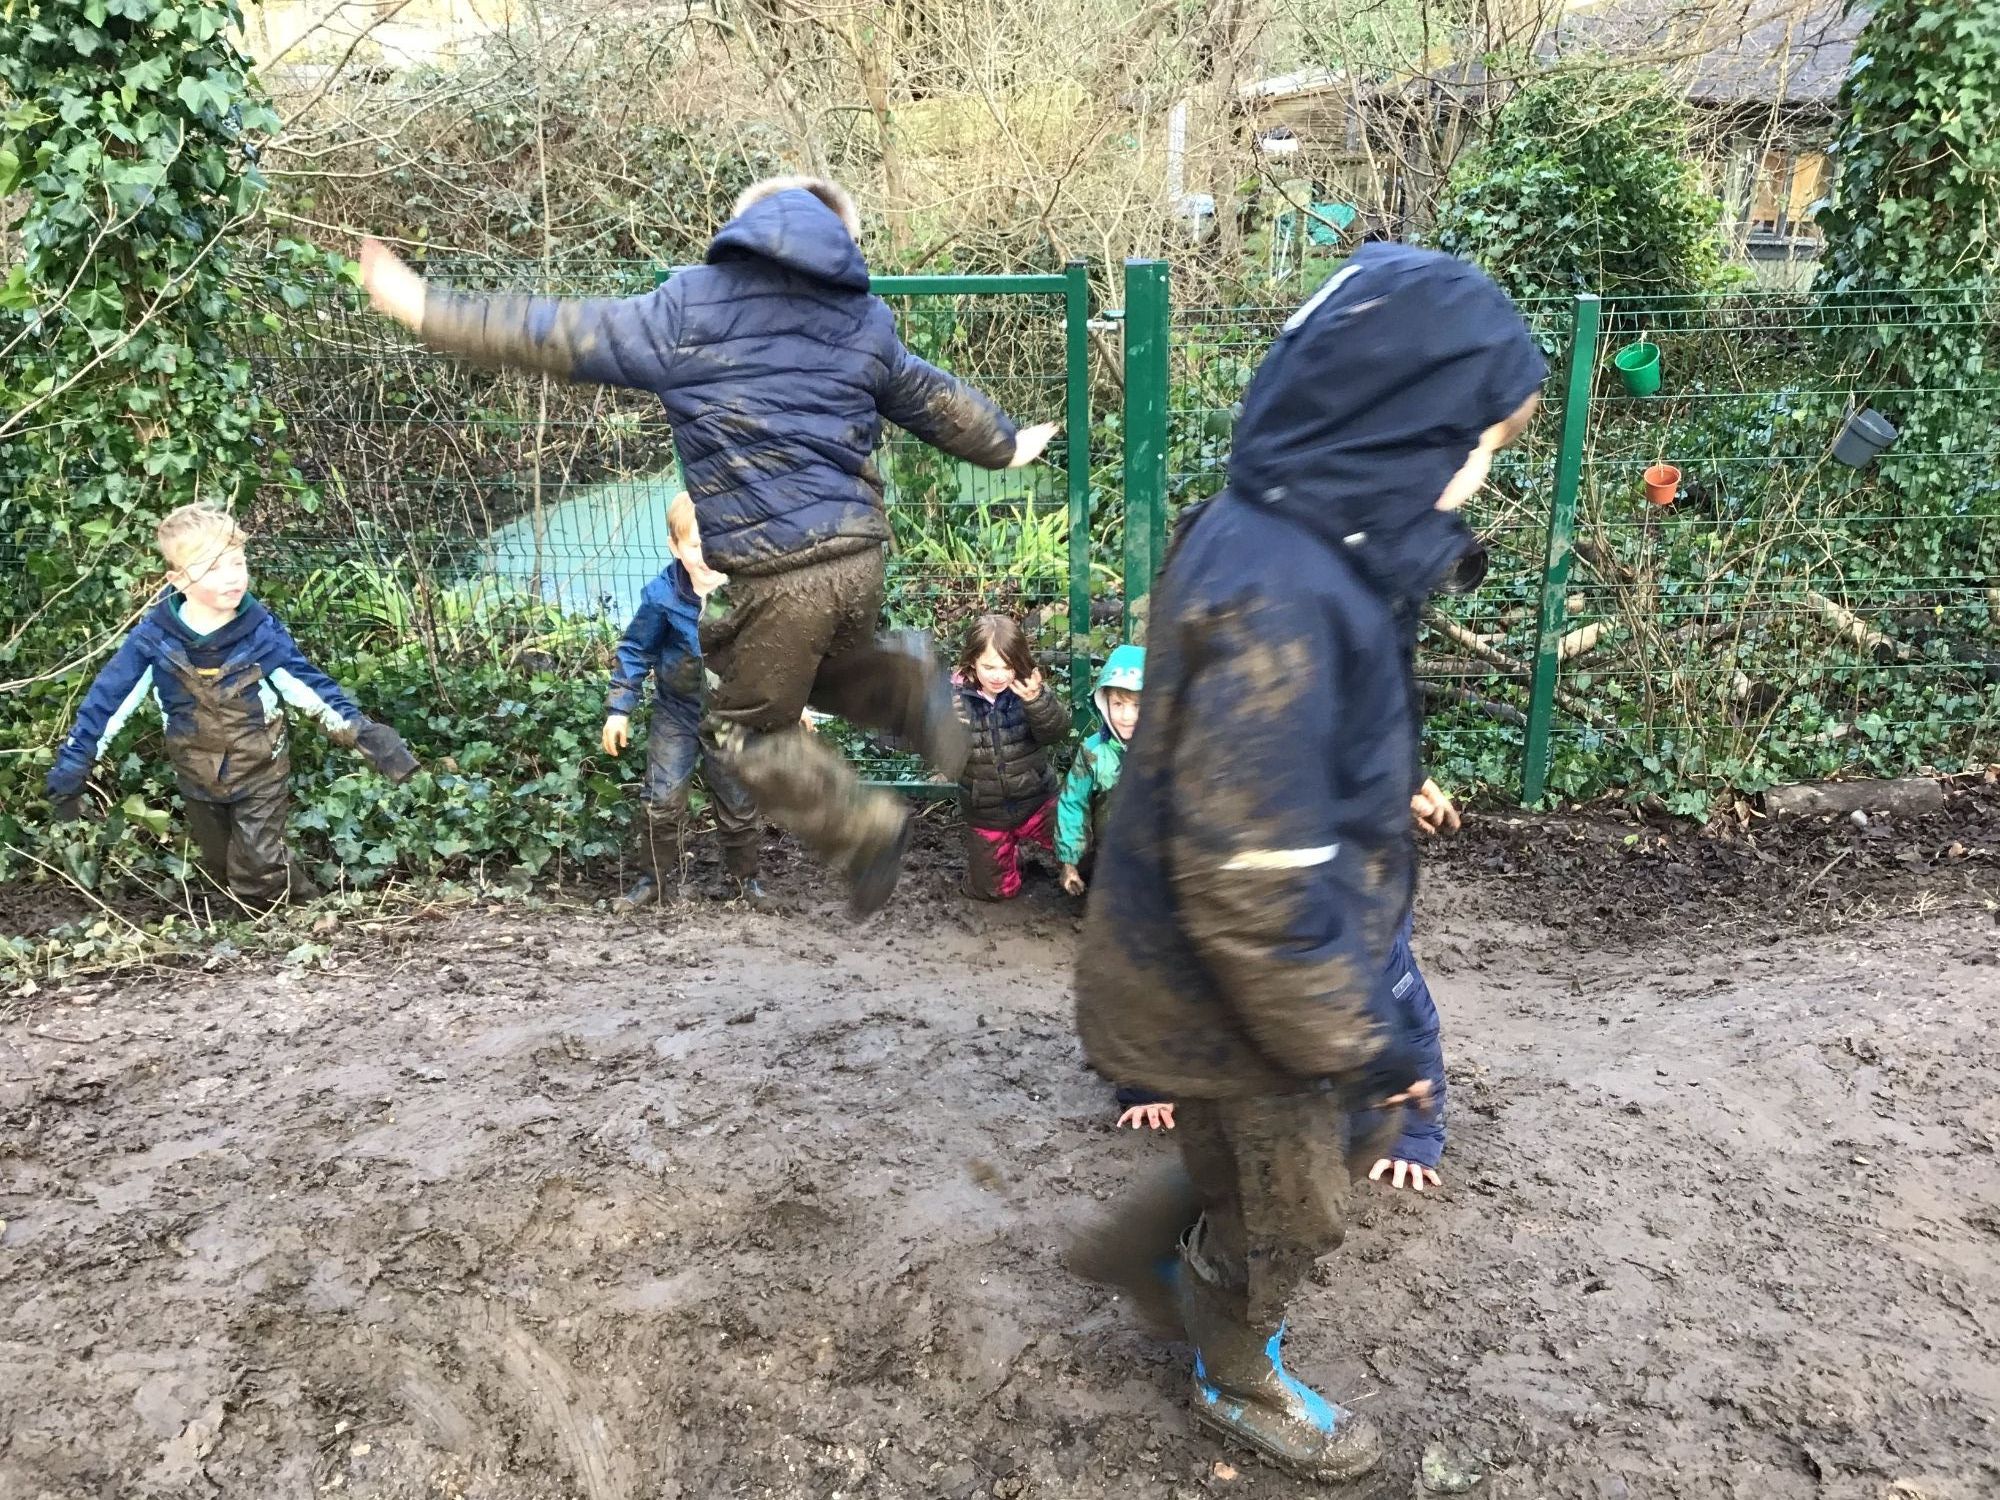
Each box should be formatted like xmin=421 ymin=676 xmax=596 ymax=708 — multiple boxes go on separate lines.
xmin=1014 ymin=668 xmax=1045 ymax=701
xmin=1008 ymin=421 xmax=1058 ymax=469
xmin=1412 ymin=778 xmax=1459 ymax=835
xmin=1412 ymin=778 xmax=1459 ymax=834
xmin=602 ymin=714 xmax=631 ymax=757
xmin=1381 ymin=1077 xmax=1434 ymax=1110
xmin=359 ymin=237 xmax=426 ymax=330
xmin=800 ymin=709 xmax=816 ymax=733
xmin=1060 ymin=863 xmax=1086 ymax=896
xmin=1117 ymin=1101 xmax=1176 ymax=1130
xmin=1368 ymin=1159 xmax=1442 ymax=1192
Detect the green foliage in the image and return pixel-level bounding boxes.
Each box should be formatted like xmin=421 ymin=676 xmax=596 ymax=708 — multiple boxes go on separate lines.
xmin=1817 ymin=0 xmax=2000 ymax=321
xmin=1816 ymin=0 xmax=2000 ymax=504
xmin=1431 ymin=69 xmax=1735 ymax=304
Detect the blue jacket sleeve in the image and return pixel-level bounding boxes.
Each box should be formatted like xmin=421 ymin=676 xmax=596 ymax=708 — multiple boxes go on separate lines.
xmin=877 ymin=341 xmax=1020 ymax=469
xmin=1381 ymin=928 xmax=1447 ymax=1167
xmin=1164 ymin=585 xmax=1403 ymax=1082
xmin=46 ymin=631 xmax=156 ymax=797
xmin=420 ymin=283 xmax=684 ymax=392
xmin=265 ymin=619 xmax=365 ymax=740
xmin=608 ymin=585 xmax=673 ymax=715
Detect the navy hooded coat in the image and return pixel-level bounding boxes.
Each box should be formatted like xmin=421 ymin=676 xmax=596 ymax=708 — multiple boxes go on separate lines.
xmin=418 ymin=190 xmax=1022 ymax=577
xmin=1073 ymin=245 xmax=1546 ymax=1101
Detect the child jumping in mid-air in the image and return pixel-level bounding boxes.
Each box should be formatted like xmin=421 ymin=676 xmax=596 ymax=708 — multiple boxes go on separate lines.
xmin=952 ymin=613 xmax=1070 ymax=900
xmin=1055 ymin=643 xmax=1143 ymax=896
xmin=358 ymin=177 xmax=1056 ymax=918
xmin=44 ymin=504 xmax=419 ymax=908
xmin=601 ymin=491 xmax=768 ymax=909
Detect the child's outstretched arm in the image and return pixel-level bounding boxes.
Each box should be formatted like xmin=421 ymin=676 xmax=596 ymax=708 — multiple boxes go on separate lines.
xmin=360 ymin=238 xmax=680 ymax=392
xmin=603 ymin=584 xmax=673 ymax=756
xmin=875 ymin=338 xmax=1053 ymax=470
xmin=266 ymin=622 xmax=418 ymax=783
xmin=45 ymin=633 xmax=156 ymax=813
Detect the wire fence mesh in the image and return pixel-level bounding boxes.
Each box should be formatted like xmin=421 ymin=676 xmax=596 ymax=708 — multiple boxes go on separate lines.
xmin=1169 ymin=284 xmax=1999 ymax=805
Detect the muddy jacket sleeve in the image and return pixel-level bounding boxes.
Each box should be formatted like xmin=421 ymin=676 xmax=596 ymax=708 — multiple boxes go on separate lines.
xmin=876 ymin=344 xmax=1019 ymax=468
xmin=607 ymin=593 xmax=672 ymax=716
xmin=45 ymin=633 xmax=156 ymax=798
xmin=1164 ymin=590 xmax=1401 ymax=1083
xmin=1022 ymin=683 xmax=1071 ymax=749
xmin=420 ymin=285 xmax=684 ymax=391
xmin=1055 ymin=743 xmax=1097 ymax=865
xmin=265 ymin=623 xmax=365 ymax=742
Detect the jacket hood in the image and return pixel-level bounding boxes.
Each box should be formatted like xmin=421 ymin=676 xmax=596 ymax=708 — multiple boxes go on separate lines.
xmin=1226 ymin=243 xmax=1546 ymax=605
xmin=154 ymin=591 xmax=270 ymax=651
xmin=1092 ymin=643 xmax=1145 ymax=738
xmin=706 ymin=190 xmax=871 ymax=292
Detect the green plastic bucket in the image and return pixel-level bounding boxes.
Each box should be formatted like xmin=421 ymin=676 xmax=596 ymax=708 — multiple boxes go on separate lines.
xmin=1613 ymin=341 xmax=1662 ymax=397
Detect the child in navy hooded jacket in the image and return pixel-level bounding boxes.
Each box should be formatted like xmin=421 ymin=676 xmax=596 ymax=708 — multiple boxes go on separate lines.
xmin=45 ymin=504 xmax=417 ymax=907
xmin=1069 ymin=245 xmax=1545 ymax=1481
xmin=599 ymin=492 xmax=764 ymax=906
xmin=357 ymin=177 xmax=1057 ymax=920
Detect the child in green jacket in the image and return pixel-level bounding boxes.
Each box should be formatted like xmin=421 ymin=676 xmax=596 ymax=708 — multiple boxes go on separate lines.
xmin=1056 ymin=644 xmax=1143 ymax=895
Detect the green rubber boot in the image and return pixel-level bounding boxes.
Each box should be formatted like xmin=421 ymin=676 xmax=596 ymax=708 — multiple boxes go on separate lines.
xmin=1177 ymin=1228 xmax=1384 ymax=1483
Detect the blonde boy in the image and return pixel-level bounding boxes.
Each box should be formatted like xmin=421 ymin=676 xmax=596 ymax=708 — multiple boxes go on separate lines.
xmin=46 ymin=504 xmax=417 ymax=906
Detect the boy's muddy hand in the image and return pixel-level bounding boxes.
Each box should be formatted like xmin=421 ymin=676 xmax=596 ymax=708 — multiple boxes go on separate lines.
xmin=1007 ymin=421 xmax=1058 ymax=469
xmin=1060 ymin=863 xmax=1086 ymax=896
xmin=1412 ymin=778 xmax=1459 ymax=834
xmin=1117 ymin=1101 xmax=1176 ymax=1130
xmin=1369 ymin=1158 xmax=1442 ymax=1192
xmin=602 ymin=714 xmax=631 ymax=757
xmin=359 ymin=236 xmax=426 ymax=330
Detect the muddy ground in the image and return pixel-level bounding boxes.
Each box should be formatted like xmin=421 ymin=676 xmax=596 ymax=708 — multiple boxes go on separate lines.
xmin=2 ymin=793 xmax=1997 ymax=1500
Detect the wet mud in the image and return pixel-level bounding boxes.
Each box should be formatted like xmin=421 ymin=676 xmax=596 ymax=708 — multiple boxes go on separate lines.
xmin=2 ymin=805 xmax=1996 ymax=1498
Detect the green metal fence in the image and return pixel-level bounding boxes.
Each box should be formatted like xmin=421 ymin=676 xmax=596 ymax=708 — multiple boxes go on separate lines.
xmin=246 ymin=263 xmax=1096 ymax=788
xmin=1160 ymin=279 xmax=1998 ymax=807
xmin=237 ymin=261 xmax=1995 ymax=809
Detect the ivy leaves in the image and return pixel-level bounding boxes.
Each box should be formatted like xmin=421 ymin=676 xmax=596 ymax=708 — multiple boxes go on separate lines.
xmin=1430 ymin=69 xmax=1735 ymax=305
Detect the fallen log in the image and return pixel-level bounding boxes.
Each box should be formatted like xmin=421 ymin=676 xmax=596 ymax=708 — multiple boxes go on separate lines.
xmin=1764 ymin=777 xmax=1946 ymax=820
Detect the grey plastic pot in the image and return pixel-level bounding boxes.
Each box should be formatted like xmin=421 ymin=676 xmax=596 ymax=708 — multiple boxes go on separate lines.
xmin=1833 ymin=407 xmax=1898 ymax=468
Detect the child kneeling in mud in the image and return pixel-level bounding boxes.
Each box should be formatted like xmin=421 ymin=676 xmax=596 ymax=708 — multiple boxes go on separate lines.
xmin=44 ymin=503 xmax=418 ymax=908
xmin=600 ymin=491 xmax=772 ymax=909
xmin=952 ymin=613 xmax=1070 ymax=900
xmin=1055 ymin=643 xmax=1143 ymax=897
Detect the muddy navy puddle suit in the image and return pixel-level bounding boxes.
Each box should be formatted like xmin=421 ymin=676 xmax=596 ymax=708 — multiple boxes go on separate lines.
xmin=1074 ymin=245 xmax=1545 ymax=1334
xmin=46 ymin=594 xmax=414 ymax=905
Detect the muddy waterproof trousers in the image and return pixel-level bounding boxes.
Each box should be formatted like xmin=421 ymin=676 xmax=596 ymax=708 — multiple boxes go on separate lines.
xmin=181 ymin=758 xmax=298 ymax=909
xmin=701 ymin=546 xmax=964 ymax=876
xmin=637 ymin=683 xmax=761 ymax=884
xmin=1173 ymin=1092 xmax=1349 ymax=1326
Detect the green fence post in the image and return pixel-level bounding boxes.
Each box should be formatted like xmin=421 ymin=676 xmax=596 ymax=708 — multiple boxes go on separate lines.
xmin=1063 ymin=261 xmax=1094 ymax=726
xmin=1121 ymin=259 xmax=1170 ymax=640
xmin=1520 ymin=292 xmax=1602 ymax=806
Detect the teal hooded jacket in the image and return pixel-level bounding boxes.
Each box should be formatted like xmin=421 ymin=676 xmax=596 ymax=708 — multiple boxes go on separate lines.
xmin=1055 ymin=644 xmax=1144 ymax=865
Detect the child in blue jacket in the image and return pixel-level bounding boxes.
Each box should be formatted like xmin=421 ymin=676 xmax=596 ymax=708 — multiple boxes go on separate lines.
xmin=600 ymin=493 xmax=765 ymax=907
xmin=44 ymin=504 xmax=417 ymax=907
xmin=359 ymin=178 xmax=1056 ymax=919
